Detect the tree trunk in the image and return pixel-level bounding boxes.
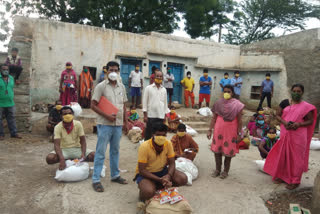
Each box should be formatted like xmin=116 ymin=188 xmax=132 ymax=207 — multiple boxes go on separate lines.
xmin=312 ymin=171 xmax=320 ymax=213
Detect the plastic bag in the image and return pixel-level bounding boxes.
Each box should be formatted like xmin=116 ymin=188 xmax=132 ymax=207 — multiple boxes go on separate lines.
xmin=159 ymin=189 xmax=171 ymax=205
xmin=254 ymin=160 xmax=265 ymax=172
xmin=197 ymin=107 xmax=212 ymax=117
xmin=310 ymin=139 xmax=320 ymax=150
xmin=90 ymin=165 xmax=106 ymax=177
xmin=186 ymin=125 xmax=198 ymax=137
xmin=55 ymin=160 xmax=89 ymax=182
xmin=170 ymin=188 xmax=183 ymax=204
xmin=70 ymin=102 xmax=82 ymax=117
xmin=175 ymin=157 xmax=198 ymax=185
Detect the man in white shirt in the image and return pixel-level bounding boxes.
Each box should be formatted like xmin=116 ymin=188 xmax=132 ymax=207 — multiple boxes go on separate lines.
xmin=129 ymin=64 xmax=143 ymax=108
xmin=163 ymin=67 xmax=175 ymax=107
xmin=143 ymin=70 xmax=167 ymax=140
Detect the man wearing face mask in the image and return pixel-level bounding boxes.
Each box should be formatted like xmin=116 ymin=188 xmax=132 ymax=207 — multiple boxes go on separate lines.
xmin=98 ymin=66 xmax=107 ymax=83
xmin=79 ymin=66 xmax=93 ymax=108
xmin=164 ymin=67 xmax=175 ymax=107
xmin=143 ymin=70 xmax=168 ymax=141
xmin=181 ymin=71 xmax=195 ymax=108
xmin=45 ymin=106 xmax=95 ymax=170
xmin=258 ymin=73 xmax=274 ymax=109
xmin=171 ymin=124 xmax=199 ymax=161
xmin=46 ymin=100 xmax=63 ymax=141
xmin=230 ymin=71 xmax=242 ymax=99
xmin=134 ymin=123 xmax=187 ymax=201
xmin=91 ymin=61 xmax=129 ymax=192
xmin=129 ymin=64 xmax=143 ymax=108
xmin=199 ymin=69 xmax=212 ymax=108
xmin=0 ymin=64 xmax=21 ymax=140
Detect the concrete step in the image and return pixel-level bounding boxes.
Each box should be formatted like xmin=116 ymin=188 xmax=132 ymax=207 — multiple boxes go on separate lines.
xmin=184 ymin=121 xmax=210 ymax=128
xmin=181 ymin=115 xmax=211 ymax=122
xmin=194 ymin=128 xmax=208 ymax=134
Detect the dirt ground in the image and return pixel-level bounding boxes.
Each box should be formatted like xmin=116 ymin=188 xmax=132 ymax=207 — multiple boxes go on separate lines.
xmin=1 ymin=127 xmax=319 ymax=214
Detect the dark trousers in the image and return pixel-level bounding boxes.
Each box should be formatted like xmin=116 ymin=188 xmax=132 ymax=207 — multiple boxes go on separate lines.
xmin=9 ymin=65 xmax=23 ymax=81
xmin=259 ymin=92 xmax=272 ymax=108
xmin=144 ymin=118 xmax=164 ymax=141
xmin=0 ymin=106 xmax=17 ymax=137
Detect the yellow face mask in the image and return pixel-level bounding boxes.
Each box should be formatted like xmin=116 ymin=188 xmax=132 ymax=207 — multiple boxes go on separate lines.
xmin=103 ymin=69 xmax=107 ymax=73
xmin=177 ymin=132 xmax=186 ymax=137
xmin=203 ymin=73 xmax=208 ymax=77
xmin=66 ymin=66 xmax=72 ymax=70
xmin=224 ymin=75 xmax=228 ymax=79
xmin=235 ymin=74 xmax=240 ymax=77
xmin=223 ymin=93 xmax=231 ymax=100
xmin=154 ymin=136 xmax=167 ymax=146
xmin=155 ymin=78 xmax=163 ymax=84
xmin=56 ymin=105 xmax=62 ymax=111
xmin=135 ymin=67 xmax=140 ymax=70
xmin=170 ymin=110 xmax=175 ymax=114
xmin=131 ymin=110 xmax=136 ymax=114
xmin=267 ymin=133 xmax=276 ymax=139
xmin=63 ymin=114 xmax=74 ymax=123
xmin=258 ymin=111 xmax=264 ymax=115
xmin=266 ymin=76 xmax=270 ymax=80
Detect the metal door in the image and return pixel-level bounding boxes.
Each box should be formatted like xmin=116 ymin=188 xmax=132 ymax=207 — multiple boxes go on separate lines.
xmin=120 ymin=59 xmax=142 ymax=98
xmin=167 ymin=63 xmax=183 ymax=103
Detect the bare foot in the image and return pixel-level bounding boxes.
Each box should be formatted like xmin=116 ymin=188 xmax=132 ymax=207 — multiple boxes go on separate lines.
xmin=273 ymin=178 xmax=284 ymax=184
xmin=219 ymin=171 xmax=228 ymax=179
xmin=211 ymin=170 xmax=220 ymax=178
xmin=285 ymin=184 xmax=299 ymax=190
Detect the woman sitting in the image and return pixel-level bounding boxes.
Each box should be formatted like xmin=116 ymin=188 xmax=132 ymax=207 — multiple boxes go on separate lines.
xmin=127 ymin=106 xmax=145 ymax=133
xmin=258 ymin=127 xmax=279 ymax=159
xmin=251 ymin=115 xmax=269 ymax=146
xmin=166 ymin=106 xmax=181 ymax=132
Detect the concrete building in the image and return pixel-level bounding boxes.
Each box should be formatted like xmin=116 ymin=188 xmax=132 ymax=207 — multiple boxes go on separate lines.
xmin=4 ymin=16 xmax=320 ymax=131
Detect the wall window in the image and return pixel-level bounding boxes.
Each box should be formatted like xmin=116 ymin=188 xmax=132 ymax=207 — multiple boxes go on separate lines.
xmin=250 ymin=86 xmax=261 ymax=100
xmin=83 ymin=66 xmax=97 ymax=80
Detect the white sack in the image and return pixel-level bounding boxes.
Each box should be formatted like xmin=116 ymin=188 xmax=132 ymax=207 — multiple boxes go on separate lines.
xmin=310 ymin=140 xmax=320 ymax=150
xmin=254 ymin=160 xmax=266 ymax=173
xmin=175 ymin=157 xmax=198 ymax=185
xmin=197 ymin=107 xmax=213 ymax=117
xmin=186 ymin=125 xmax=198 ymax=137
xmin=55 ymin=160 xmax=89 ymax=182
xmin=70 ymin=102 xmax=82 ymax=117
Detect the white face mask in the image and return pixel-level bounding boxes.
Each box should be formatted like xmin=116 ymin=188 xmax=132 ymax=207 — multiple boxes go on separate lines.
xmin=187 ymin=75 xmax=191 ymax=78
xmin=108 ymin=72 xmax=118 ymax=81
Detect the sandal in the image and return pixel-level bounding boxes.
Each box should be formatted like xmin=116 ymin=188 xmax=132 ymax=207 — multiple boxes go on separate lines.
xmin=286 ymin=184 xmax=299 ymax=190
xmin=219 ymin=171 xmax=228 ymax=179
xmin=92 ymin=182 xmax=104 ymax=192
xmin=111 ymin=176 xmax=128 ymax=184
xmin=211 ymin=170 xmax=221 ymax=178
xmin=273 ymin=178 xmax=284 ymax=184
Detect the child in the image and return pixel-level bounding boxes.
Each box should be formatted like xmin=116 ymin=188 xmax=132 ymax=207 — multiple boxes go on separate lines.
xmin=247 ymin=114 xmax=257 ymax=136
xmin=165 ymin=106 xmax=181 ymax=132
xmin=251 ymin=115 xmax=269 ymax=146
xmin=258 ymin=128 xmax=279 ymax=159
xmin=126 ymin=106 xmax=145 ymax=133
xmin=5 ymin=47 xmax=23 ymax=84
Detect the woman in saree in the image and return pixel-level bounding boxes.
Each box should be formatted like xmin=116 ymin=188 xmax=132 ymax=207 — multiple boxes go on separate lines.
xmin=165 ymin=106 xmax=181 ymax=132
xmin=126 ymin=106 xmax=145 ymax=133
xmin=264 ymin=84 xmax=317 ymax=190
xmin=207 ymin=85 xmax=244 ymax=179
xmin=59 ymin=62 xmax=78 ymax=105
xmin=79 ymin=66 xmax=93 ymax=108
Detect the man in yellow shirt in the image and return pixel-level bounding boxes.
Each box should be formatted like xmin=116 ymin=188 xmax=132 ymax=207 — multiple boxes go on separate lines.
xmin=181 ymin=71 xmax=195 ymax=108
xmin=46 ymin=106 xmax=95 ymax=170
xmin=134 ymin=123 xmax=187 ymax=201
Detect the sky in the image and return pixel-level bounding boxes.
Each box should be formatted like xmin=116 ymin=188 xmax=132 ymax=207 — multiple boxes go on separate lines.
xmin=1 ymin=0 xmax=320 ymax=51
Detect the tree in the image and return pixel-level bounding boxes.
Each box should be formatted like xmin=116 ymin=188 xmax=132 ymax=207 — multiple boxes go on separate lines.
xmin=223 ymin=0 xmax=320 ymax=45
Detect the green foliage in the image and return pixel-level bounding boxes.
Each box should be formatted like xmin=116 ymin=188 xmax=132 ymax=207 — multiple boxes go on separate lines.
xmin=223 ymin=0 xmax=320 ymax=45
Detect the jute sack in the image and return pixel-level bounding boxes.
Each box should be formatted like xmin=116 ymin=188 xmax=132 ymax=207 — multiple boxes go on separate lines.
xmin=145 ymin=198 xmax=192 ymax=214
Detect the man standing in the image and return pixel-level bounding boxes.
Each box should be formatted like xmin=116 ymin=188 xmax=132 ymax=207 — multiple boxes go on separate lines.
xmin=219 ymin=72 xmax=231 ymax=92
xmin=5 ymin=47 xmax=23 ymax=84
xmin=129 ymin=64 xmax=143 ymax=108
xmin=134 ymin=124 xmax=187 ymax=201
xmin=0 ymin=64 xmax=21 ymax=140
xmin=181 ymin=71 xmax=195 ymax=108
xmin=91 ymin=61 xmax=128 ymax=192
xmin=231 ymin=71 xmax=243 ymax=99
xmin=143 ymin=70 xmax=167 ymax=141
xmin=199 ymin=69 xmax=212 ymax=108
xmin=164 ymin=67 xmax=175 ymax=107
xmin=258 ymin=73 xmax=274 ymax=109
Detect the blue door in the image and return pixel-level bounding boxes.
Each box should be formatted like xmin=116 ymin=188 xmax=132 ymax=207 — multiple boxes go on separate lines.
xmin=120 ymin=59 xmax=142 ymax=98
xmin=149 ymin=61 xmax=161 ymax=75
xmin=167 ymin=63 xmax=183 ymax=103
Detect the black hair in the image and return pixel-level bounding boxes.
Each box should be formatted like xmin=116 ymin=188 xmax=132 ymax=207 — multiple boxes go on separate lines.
xmin=170 ymin=105 xmax=175 ymax=109
xmin=0 ymin=63 xmax=8 ymax=70
xmin=268 ymin=127 xmax=277 ymax=133
xmin=224 ymin=72 xmax=229 ymax=76
xmin=187 ymin=71 xmax=191 ymax=75
xmin=11 ymin=47 xmax=19 ymax=52
xmin=130 ymin=105 xmax=136 ymax=109
xmin=203 ymin=68 xmax=208 ymax=73
xmin=223 ymin=84 xmax=234 ymax=94
xmin=152 ymin=66 xmax=157 ymax=73
xmin=152 ymin=123 xmax=168 ymax=134
xmin=106 ymin=61 xmax=120 ymax=70
xmin=177 ymin=123 xmax=186 ymax=131
xmin=55 ymin=100 xmax=62 ymax=105
xmin=234 ymin=71 xmax=239 ymax=74
xmin=135 ymin=64 xmax=140 ymax=67
xmin=61 ymin=106 xmax=74 ymax=114
xmin=103 ymin=66 xmax=106 ymax=69
xmin=257 ymin=106 xmax=264 ymax=111
xmin=291 ymin=84 xmax=304 ymax=93
xmin=266 ymin=73 xmax=271 ymax=77
xmin=66 ymin=62 xmax=72 ymax=66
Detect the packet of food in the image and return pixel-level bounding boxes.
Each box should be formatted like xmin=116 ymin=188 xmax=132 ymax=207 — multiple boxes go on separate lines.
xmin=184 ymin=148 xmax=193 ymax=153
xmin=159 ymin=189 xmax=171 ymax=205
xmin=170 ymin=188 xmax=183 ymax=204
